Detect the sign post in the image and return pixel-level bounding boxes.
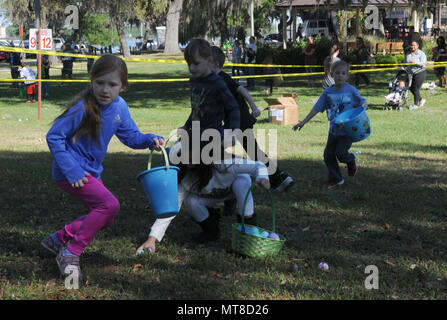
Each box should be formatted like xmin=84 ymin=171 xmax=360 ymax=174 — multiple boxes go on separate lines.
xmin=29 ymin=28 xmax=52 ymax=121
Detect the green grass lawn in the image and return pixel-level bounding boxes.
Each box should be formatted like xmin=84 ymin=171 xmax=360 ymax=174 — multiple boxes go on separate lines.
xmin=0 ymin=55 xmax=446 ymax=300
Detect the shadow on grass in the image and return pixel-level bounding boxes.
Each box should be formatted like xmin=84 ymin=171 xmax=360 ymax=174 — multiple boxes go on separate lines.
xmin=0 ymin=149 xmax=446 ymax=298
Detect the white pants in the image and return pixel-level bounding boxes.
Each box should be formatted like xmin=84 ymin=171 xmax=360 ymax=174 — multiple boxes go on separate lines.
xmin=179 ymin=174 xmax=254 ymax=222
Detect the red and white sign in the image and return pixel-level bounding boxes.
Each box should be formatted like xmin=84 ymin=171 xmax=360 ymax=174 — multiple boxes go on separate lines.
xmin=29 ymin=29 xmax=53 ymax=50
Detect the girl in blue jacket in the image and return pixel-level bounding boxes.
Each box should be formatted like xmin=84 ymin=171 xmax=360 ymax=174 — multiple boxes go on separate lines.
xmin=42 ymin=54 xmax=164 ymax=282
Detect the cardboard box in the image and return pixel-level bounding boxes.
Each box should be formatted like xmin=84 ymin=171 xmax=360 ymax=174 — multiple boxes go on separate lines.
xmin=264 ymin=96 xmax=299 ymax=125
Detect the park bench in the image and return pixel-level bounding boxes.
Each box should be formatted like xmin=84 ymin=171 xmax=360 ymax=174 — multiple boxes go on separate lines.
xmin=373 ymin=42 xmax=404 ymax=55
xmin=390 ymin=42 xmax=404 ymax=54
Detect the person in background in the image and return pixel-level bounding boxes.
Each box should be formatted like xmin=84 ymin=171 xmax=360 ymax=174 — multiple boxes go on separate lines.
xmin=42 ymin=54 xmax=51 ymax=97
xmin=404 ymin=26 xmax=423 ymax=54
xmin=8 ymin=42 xmax=22 ymax=88
xmin=322 ymin=43 xmax=341 ymax=89
xmin=60 ymin=43 xmax=75 ymax=87
xmin=304 ymin=35 xmax=317 ymax=87
xmin=19 ymin=61 xmax=36 ymax=103
xmin=405 ymin=41 xmax=427 ymax=110
xmin=353 ymin=37 xmax=372 ymax=88
xmin=432 ymin=36 xmax=447 ymax=87
xmin=245 ymin=36 xmax=257 ymax=89
xmin=231 ymin=39 xmax=243 ymax=79
xmin=87 ymin=45 xmax=95 ymax=74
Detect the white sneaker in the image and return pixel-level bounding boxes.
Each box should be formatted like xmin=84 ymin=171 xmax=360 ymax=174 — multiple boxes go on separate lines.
xmin=419 ymin=99 xmax=426 ymax=107
xmin=408 ymin=105 xmax=418 ymax=110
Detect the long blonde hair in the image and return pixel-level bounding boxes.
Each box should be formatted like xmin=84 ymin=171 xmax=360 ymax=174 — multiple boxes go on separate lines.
xmin=55 ymin=54 xmax=129 ymax=143
xmin=328 ymin=44 xmax=340 ymax=75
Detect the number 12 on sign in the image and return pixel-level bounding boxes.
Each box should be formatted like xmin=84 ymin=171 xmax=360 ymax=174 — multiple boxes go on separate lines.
xmin=29 ymin=29 xmax=53 ymax=50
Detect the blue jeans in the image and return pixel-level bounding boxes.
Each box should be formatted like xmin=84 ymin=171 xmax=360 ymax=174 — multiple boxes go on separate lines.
xmin=247 ymin=67 xmax=255 ymax=87
xmin=324 ymin=134 xmax=355 ymax=182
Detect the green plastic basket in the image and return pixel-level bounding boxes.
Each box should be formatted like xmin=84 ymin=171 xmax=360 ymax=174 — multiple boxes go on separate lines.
xmin=231 ymin=183 xmax=285 ymax=258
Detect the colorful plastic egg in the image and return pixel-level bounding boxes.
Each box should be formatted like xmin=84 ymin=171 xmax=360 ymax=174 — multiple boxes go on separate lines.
xmin=260 ymin=231 xmax=269 ymax=238
xmin=268 ymin=232 xmax=280 ymax=240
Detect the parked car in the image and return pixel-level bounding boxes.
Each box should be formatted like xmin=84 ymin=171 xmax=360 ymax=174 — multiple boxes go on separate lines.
xmin=53 ymin=38 xmax=65 ymax=51
xmin=301 ymin=19 xmax=330 ymax=38
xmin=0 ymin=40 xmax=10 ymax=61
xmin=265 ymin=33 xmax=282 ymax=43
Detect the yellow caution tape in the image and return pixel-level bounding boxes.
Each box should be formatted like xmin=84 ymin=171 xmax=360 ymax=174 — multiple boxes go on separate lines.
xmin=0 ymin=46 xmax=186 ymax=64
xmin=2 ymin=45 xmax=440 ymax=69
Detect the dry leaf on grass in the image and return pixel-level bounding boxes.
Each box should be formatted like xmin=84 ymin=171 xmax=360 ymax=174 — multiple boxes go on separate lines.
xmin=385 ymin=260 xmax=396 ymax=267
xmin=132 ymin=264 xmax=142 ymax=271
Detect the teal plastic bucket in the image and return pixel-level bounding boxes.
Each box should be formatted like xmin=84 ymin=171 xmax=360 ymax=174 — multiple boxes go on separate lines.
xmin=335 ymin=107 xmax=371 ymax=142
xmin=137 ymin=146 xmax=179 ymax=219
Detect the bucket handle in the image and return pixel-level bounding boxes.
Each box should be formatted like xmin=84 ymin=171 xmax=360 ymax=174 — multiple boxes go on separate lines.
xmin=240 ymin=182 xmax=276 ymax=232
xmin=147 ymin=145 xmax=170 ymax=171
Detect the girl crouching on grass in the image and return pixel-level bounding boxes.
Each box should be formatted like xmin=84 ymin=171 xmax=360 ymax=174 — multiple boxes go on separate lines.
xmin=42 ymin=54 xmax=165 ymax=282
xmin=136 ymin=140 xmax=271 ymax=253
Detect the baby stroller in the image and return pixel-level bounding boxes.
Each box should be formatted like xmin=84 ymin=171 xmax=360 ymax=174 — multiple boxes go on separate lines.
xmin=384 ymin=67 xmax=412 ymax=110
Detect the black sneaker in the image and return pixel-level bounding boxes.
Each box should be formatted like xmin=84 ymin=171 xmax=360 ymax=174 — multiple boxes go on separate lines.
xmin=223 ymin=199 xmax=237 ymax=216
xmin=274 ymin=172 xmax=295 ymax=192
xmin=194 ymin=213 xmax=221 ymax=244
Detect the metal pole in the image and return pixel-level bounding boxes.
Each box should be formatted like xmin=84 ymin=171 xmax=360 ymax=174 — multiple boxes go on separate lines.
xmin=35 ymin=0 xmax=42 ymax=121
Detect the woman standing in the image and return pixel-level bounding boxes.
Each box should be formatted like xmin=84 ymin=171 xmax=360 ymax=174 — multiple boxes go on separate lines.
xmin=405 ymin=41 xmax=427 ymax=110
xmin=433 ymin=36 xmax=447 ymax=87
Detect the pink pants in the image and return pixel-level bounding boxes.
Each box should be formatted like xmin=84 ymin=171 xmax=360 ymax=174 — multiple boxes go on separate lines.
xmin=55 ymin=176 xmax=120 ymax=256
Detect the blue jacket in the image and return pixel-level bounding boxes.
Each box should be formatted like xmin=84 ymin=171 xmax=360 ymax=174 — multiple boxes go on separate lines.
xmin=184 ymin=72 xmax=240 ymax=135
xmin=46 ymin=96 xmax=163 ymax=184
xmin=313 ymin=83 xmax=366 ymax=136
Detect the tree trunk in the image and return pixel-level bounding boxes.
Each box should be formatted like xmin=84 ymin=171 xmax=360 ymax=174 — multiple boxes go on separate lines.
xmin=164 ymin=0 xmax=183 ymax=55
xmin=116 ymin=22 xmax=131 ymax=57
xmin=220 ymin=9 xmax=229 ymax=44
xmin=143 ymin=21 xmax=151 ymax=50
xmin=355 ymin=7 xmax=362 ymax=38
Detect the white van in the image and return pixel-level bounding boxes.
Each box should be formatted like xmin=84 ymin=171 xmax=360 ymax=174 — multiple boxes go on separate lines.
xmin=301 ymin=19 xmax=330 ymax=38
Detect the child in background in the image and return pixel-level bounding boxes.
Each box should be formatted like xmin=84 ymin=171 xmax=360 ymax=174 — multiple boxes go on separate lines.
xmin=231 ymin=39 xmax=242 ymax=78
xmin=293 ymin=60 xmax=367 ymax=189
xmin=262 ymin=54 xmax=276 ymax=96
xmin=181 ymin=38 xmax=240 ymax=139
xmin=60 ymin=43 xmax=75 ymax=87
xmin=42 ymin=54 xmax=165 ymax=282
xmin=135 ymin=141 xmax=271 ymax=251
xmin=385 ymin=80 xmax=406 ymax=104
xmin=304 ymin=35 xmax=317 ymax=87
xmin=19 ymin=61 xmax=36 ymax=103
xmin=210 ymin=46 xmax=294 ymax=196
xmin=245 ymin=36 xmax=257 ymax=88
xmin=42 ymin=55 xmax=51 ymax=97
xmin=87 ymin=45 xmax=95 ymax=74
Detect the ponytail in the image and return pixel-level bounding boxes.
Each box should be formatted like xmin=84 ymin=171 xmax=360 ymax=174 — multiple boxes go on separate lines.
xmin=55 ymin=87 xmax=101 ymax=143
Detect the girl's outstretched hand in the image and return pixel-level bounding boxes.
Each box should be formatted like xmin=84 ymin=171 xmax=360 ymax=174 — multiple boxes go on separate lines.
xmin=257 ymin=178 xmax=271 ymax=190
xmin=71 ymin=172 xmax=90 ymax=188
xmin=152 ymin=137 xmax=165 ymax=151
xmin=135 ymin=236 xmax=156 ymax=256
